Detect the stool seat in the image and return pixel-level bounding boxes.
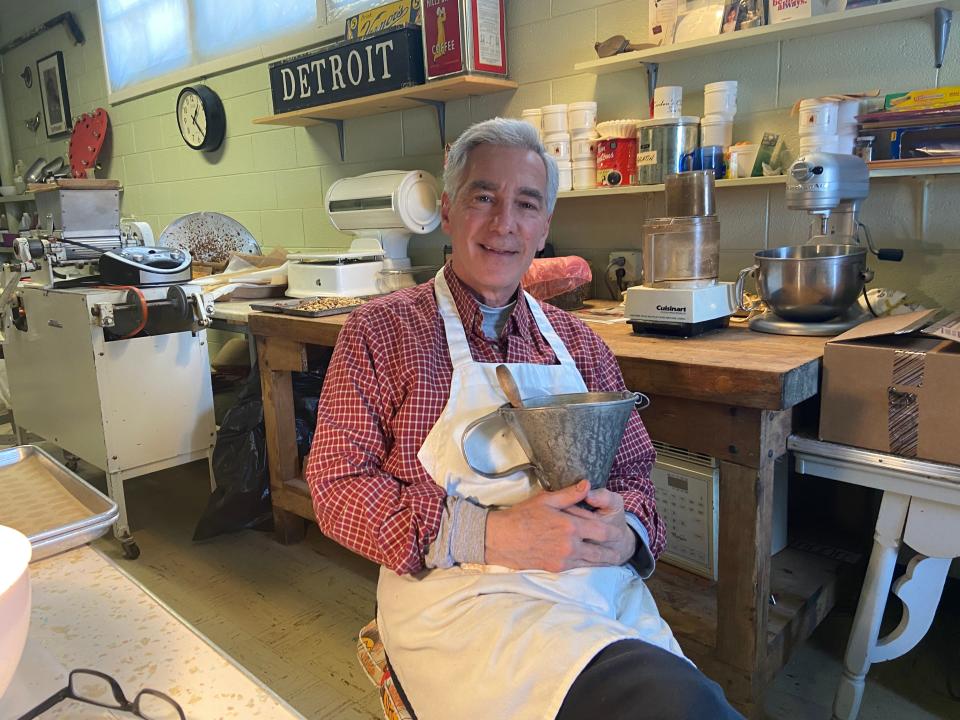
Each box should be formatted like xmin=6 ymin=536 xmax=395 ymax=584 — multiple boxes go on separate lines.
xmin=357 ymin=618 xmax=415 ymax=720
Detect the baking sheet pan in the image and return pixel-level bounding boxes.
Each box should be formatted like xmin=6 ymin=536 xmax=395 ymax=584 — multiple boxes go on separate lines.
xmin=0 ymin=445 xmax=118 ymax=561
xmin=249 ymin=297 xmax=364 ymax=317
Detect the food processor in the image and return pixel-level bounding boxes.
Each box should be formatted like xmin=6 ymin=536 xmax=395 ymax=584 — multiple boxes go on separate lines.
xmin=624 ymin=171 xmax=738 ymax=336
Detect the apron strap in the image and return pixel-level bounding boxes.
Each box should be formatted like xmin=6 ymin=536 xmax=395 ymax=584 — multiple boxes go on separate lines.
xmin=523 ymin=290 xmax=578 ymax=368
xmin=434 ymin=267 xmax=579 ymax=370
xmin=434 ymin=268 xmax=475 ymax=369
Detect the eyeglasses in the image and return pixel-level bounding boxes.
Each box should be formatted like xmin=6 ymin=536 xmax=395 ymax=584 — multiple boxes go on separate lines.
xmin=18 ymin=668 xmax=186 ymax=720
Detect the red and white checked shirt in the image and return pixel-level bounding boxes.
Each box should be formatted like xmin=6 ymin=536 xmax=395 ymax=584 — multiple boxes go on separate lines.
xmin=304 ymin=265 xmax=664 ymax=576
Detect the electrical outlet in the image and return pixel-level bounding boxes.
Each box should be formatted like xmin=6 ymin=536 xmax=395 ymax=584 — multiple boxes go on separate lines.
xmin=609 ymin=251 xmax=643 ymax=286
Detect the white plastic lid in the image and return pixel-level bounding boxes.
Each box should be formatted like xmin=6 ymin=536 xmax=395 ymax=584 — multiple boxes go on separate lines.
xmin=705 ymin=81 xmax=738 ymax=92
xmin=568 ymin=101 xmax=598 ymax=110
xmin=543 ymin=132 xmax=571 ymax=142
xmin=572 ymin=159 xmax=596 ymax=168
xmin=521 ymin=108 xmax=542 ymax=116
xmin=542 ymin=104 xmax=569 ymax=113
xmin=799 ymin=97 xmax=839 ymax=108
xmin=636 ymin=115 xmax=700 ymax=127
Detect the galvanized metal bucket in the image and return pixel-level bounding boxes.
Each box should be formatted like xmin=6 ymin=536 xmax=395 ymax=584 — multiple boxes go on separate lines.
xmin=461 ymin=391 xmax=649 ymax=492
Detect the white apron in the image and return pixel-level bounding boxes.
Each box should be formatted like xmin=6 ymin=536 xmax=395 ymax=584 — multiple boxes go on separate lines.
xmin=377 ymin=269 xmax=683 ymax=720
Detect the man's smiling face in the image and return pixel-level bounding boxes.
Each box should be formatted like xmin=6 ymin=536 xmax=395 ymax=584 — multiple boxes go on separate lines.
xmin=442 ymin=144 xmax=553 ymax=307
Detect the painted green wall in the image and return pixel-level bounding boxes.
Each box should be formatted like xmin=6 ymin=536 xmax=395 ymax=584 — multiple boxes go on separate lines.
xmin=0 ymin=0 xmax=958 ymax=311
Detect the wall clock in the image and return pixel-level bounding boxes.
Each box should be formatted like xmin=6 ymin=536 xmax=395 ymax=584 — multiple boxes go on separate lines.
xmin=176 ymin=84 xmax=225 ymax=152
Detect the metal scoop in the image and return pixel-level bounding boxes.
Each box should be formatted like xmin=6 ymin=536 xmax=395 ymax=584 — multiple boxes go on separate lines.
xmin=496 ymin=364 xmax=524 ymax=409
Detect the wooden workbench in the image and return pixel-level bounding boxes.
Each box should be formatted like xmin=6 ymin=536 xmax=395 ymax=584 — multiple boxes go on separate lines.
xmin=248 ymin=307 xmax=832 ymax=716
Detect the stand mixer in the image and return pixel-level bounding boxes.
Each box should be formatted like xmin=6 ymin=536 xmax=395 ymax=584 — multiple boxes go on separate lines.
xmin=743 ymin=152 xmax=903 ymax=336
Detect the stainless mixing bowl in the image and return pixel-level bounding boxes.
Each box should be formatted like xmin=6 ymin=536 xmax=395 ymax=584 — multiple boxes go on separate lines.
xmin=736 ymin=244 xmax=872 ymax=322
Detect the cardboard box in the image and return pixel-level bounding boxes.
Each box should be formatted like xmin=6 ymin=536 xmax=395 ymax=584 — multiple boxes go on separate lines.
xmin=819 ymin=309 xmax=960 ymax=466
xmin=345 ymin=0 xmax=422 ymax=41
xmin=768 ymin=0 xmax=844 ymax=25
xmin=884 ymin=86 xmax=960 ymax=112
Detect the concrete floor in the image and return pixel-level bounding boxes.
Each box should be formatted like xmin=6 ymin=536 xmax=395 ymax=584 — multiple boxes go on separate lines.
xmin=14 ymin=436 xmax=960 ymax=720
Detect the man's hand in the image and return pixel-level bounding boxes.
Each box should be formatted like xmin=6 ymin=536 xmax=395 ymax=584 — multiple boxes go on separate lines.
xmin=484 ymin=481 xmax=635 ymax=572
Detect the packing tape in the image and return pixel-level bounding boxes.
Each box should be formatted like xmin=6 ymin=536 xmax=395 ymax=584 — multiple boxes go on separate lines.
xmin=888 ymin=349 xmax=925 ymax=457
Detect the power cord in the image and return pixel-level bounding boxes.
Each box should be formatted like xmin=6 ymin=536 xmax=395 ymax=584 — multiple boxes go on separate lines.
xmin=605 ymin=256 xmax=626 ymax=299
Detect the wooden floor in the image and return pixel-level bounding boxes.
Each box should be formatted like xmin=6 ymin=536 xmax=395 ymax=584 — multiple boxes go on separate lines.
xmin=13 ymin=435 xmax=959 ymax=720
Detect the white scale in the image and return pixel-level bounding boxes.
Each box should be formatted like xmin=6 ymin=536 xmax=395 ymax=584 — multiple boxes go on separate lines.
xmin=651 ymin=441 xmax=789 ymax=580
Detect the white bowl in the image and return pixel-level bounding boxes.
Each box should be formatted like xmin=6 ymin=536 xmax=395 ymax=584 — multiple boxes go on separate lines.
xmin=596 ymin=119 xmax=643 ymax=139
xmin=0 ymin=524 xmax=32 ymax=697
xmin=0 ymin=186 xmax=17 ymax=197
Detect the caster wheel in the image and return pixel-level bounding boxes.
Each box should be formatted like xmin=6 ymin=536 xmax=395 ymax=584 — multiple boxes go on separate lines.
xmin=121 ymin=540 xmax=140 ymax=560
xmin=65 ymin=458 xmax=79 ymax=471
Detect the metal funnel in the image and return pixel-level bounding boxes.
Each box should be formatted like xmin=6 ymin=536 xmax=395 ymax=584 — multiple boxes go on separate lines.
xmin=460 ymin=391 xmax=647 ymax=492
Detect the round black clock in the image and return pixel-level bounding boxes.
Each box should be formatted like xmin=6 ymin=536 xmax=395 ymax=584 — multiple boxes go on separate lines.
xmin=176 ymin=85 xmax=225 ymax=152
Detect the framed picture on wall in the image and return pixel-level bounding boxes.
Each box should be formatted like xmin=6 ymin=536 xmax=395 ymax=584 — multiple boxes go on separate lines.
xmin=37 ymin=51 xmax=71 ymax=138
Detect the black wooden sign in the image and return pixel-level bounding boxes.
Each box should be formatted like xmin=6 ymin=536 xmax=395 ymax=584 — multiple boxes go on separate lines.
xmin=269 ymin=27 xmax=425 ymax=114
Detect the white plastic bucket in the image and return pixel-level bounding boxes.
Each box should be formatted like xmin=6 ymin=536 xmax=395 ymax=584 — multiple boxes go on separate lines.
xmin=837 ymin=98 xmax=860 ymax=135
xmin=799 ymin=134 xmax=840 ymax=154
xmin=541 ymin=104 xmax=569 ymax=133
xmin=701 ymin=115 xmax=733 ymax=148
xmin=798 ymin=98 xmax=839 ymax=136
xmin=544 ymin=132 xmax=571 ymax=161
xmin=572 ymin=159 xmax=596 ymax=190
xmin=571 ymin=130 xmax=599 ymax=159
xmin=521 ymin=108 xmax=542 ymax=132
xmin=556 ymin=159 xmax=573 ymax=191
xmin=728 ymin=143 xmax=759 ymax=178
xmin=704 ymin=81 xmax=738 ymax=120
xmin=567 ymin=101 xmax=598 ymax=131
xmin=653 ymin=86 xmax=683 ymax=119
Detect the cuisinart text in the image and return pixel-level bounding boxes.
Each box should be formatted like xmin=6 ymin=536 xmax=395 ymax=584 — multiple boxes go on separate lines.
xmin=269 ymin=27 xmax=425 ymax=114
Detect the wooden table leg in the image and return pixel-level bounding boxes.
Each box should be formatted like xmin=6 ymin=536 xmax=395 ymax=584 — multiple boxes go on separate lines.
xmin=257 ymin=337 xmax=306 ymax=545
xmin=832 ymin=491 xmax=909 ymax=720
xmin=716 ymin=409 xmax=791 ymax=712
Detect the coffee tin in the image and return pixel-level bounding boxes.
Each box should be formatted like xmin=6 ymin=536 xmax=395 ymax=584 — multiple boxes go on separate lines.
xmin=596 ymin=138 xmax=638 ymax=187
xmin=636 ymin=116 xmax=699 ymax=185
xmin=422 ymin=0 xmax=508 ymax=80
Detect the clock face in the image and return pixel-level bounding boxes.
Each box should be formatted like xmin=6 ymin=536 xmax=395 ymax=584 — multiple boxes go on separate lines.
xmin=176 ymin=85 xmax=225 ymax=152
xmin=177 ymin=89 xmax=207 ymax=149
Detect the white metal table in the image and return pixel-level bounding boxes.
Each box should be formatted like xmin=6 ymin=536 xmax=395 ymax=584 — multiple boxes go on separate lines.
xmin=789 ymin=435 xmax=960 ymax=720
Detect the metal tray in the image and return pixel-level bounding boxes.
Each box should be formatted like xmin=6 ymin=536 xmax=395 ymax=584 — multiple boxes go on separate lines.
xmin=249 ymin=297 xmax=364 ymax=317
xmin=0 ymin=445 xmax=118 ymax=561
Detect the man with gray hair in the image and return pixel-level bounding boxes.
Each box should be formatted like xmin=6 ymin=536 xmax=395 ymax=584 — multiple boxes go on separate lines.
xmin=305 ymin=118 xmax=741 ymax=720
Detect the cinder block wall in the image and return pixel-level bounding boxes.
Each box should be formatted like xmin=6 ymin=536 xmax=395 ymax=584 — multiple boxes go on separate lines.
xmin=0 ymin=0 xmax=957 ymax=312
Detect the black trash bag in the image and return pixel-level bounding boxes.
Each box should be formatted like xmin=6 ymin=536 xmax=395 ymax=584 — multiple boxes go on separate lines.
xmin=193 ymin=369 xmax=270 ymax=541
xmin=193 ymin=347 xmax=332 ymax=541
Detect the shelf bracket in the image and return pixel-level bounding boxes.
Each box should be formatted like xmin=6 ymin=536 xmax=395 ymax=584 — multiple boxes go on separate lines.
xmin=311 ymin=118 xmax=346 ymax=161
xmin=409 ymin=97 xmax=447 ymax=148
xmin=645 ymin=63 xmax=659 ymax=115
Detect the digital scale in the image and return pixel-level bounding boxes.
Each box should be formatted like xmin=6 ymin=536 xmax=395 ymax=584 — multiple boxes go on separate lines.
xmin=651 ymin=442 xmax=788 ymax=579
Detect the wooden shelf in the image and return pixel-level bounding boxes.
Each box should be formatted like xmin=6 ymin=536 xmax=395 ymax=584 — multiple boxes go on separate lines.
xmin=647 ymin=546 xmax=841 ymax=681
xmin=574 ymin=0 xmax=955 ymax=73
xmin=253 ymin=75 xmax=518 ymax=126
xmin=557 ymin=163 xmax=960 ymax=200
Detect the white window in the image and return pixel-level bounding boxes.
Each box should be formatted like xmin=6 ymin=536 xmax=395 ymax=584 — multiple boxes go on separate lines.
xmin=98 ymin=0 xmax=384 ymax=103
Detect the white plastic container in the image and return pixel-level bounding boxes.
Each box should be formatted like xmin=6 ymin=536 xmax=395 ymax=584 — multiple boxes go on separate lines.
xmin=0 ymin=525 xmax=32 ymax=698
xmin=799 ymin=134 xmax=840 ymax=154
xmin=567 ymin=101 xmax=598 ymax=130
xmin=701 ymin=115 xmax=733 ymax=148
xmin=544 ymin=132 xmax=571 ymax=161
xmin=798 ymin=98 xmax=839 ymax=136
xmin=728 ymin=143 xmax=759 ymax=178
xmin=835 ymin=132 xmax=857 ymax=154
xmin=570 ymin=129 xmax=600 ymax=159
xmin=653 ymin=86 xmax=683 ymax=119
xmin=521 ymin=108 xmax=543 ymax=134
xmin=572 ymin=159 xmax=596 ymax=190
xmin=541 ymin=104 xmax=569 ymax=133
xmin=556 ymin=159 xmax=573 ymax=191
xmin=704 ymin=81 xmax=738 ymax=120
